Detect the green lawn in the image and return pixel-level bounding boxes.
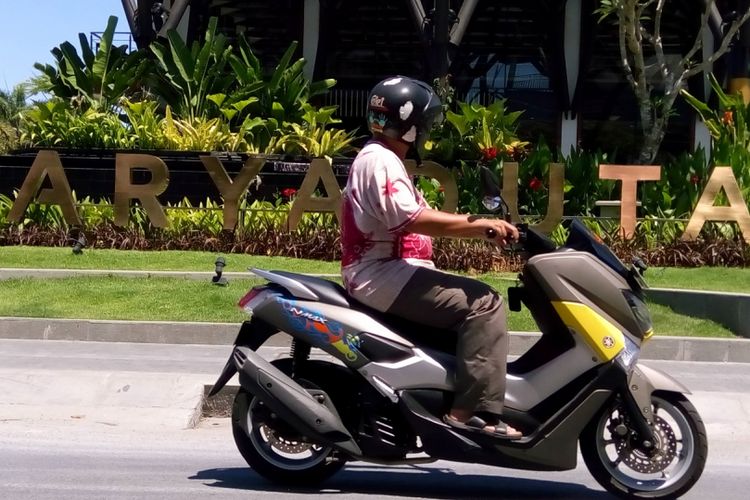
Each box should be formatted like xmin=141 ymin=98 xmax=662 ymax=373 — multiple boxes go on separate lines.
xmin=644 ymin=267 xmax=750 ymax=293
xmin=0 ymin=246 xmax=741 ymax=338
xmin=0 ymin=246 xmax=340 ymax=274
xmin=3 ymin=246 xmax=748 ymax=292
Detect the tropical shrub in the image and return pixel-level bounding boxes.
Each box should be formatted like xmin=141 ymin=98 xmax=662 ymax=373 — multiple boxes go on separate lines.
xmin=0 ymin=84 xmax=29 ymax=153
xmin=18 ymin=16 xmax=343 ymax=155
xmin=227 ymin=38 xmax=335 ymax=128
xmin=0 ymin=122 xmax=17 ymax=154
xmin=20 ymin=100 xmax=135 ymax=149
xmin=682 ymin=73 xmax=750 ymax=197
xmin=148 ymin=17 xmax=335 ymax=129
xmin=270 ymin=104 xmax=358 ymax=157
xmin=639 ymin=148 xmax=709 ymax=218
xmin=559 ymin=147 xmax=616 ymax=216
xmin=159 ymin=107 xmax=251 ymax=152
xmin=33 ymin=16 xmax=148 ymax=110
xmin=427 ymin=98 xmax=527 ymax=164
xmin=149 ymin=17 xmax=234 ymax=120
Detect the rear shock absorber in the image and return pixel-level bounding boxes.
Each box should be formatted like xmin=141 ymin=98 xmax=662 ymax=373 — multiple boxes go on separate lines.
xmin=290 ymin=338 xmax=311 ymax=378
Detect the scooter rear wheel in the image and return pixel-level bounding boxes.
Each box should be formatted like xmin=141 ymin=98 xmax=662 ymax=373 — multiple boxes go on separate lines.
xmin=581 ymin=392 xmax=707 ymax=499
xmin=231 ymin=359 xmax=345 ymax=485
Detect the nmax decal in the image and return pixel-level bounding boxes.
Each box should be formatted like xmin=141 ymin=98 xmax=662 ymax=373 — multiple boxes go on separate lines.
xmin=277 ymin=298 xmax=359 ymax=361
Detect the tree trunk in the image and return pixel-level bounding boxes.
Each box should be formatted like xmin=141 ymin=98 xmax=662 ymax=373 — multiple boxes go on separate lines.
xmin=637 ymin=88 xmax=680 ymax=164
xmin=639 ymin=124 xmax=666 ymax=164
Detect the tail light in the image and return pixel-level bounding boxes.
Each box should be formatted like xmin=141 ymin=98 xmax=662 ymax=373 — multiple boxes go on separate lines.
xmin=238 ymin=287 xmax=265 ymax=314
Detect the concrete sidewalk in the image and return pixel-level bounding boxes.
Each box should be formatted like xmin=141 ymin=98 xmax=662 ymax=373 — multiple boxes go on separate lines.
xmin=2 ymin=315 xmax=749 ymax=362
xmin=0 ymin=340 xmax=323 ymax=431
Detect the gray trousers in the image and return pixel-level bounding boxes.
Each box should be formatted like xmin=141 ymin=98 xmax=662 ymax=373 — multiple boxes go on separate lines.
xmin=387 ymin=267 xmax=509 ymax=415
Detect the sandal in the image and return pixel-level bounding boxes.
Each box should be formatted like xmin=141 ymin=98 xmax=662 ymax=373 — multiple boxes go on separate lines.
xmin=442 ymin=413 xmax=523 ymax=440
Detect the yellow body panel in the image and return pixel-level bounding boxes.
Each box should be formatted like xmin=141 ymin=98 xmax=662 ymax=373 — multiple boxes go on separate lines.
xmin=552 ymin=301 xmax=625 ymax=361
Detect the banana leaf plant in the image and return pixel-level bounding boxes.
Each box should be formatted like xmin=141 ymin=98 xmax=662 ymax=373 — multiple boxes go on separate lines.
xmin=230 ymin=37 xmax=334 ymax=117
xmin=225 ymin=36 xmax=336 ymax=150
xmin=33 ymin=16 xmax=148 ymax=110
xmin=149 ymin=17 xmax=235 ymax=120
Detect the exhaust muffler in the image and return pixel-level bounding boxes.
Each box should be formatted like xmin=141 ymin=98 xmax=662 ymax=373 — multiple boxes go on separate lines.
xmin=232 ymin=346 xmax=362 ymax=457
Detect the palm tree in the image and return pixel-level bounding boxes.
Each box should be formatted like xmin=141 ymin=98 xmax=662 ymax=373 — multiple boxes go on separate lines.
xmin=0 ymin=83 xmax=29 ymax=153
xmin=0 ymin=84 xmax=28 ymax=127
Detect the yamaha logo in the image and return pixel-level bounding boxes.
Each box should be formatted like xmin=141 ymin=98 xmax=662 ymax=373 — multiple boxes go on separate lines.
xmin=602 ymin=336 xmax=616 ymax=349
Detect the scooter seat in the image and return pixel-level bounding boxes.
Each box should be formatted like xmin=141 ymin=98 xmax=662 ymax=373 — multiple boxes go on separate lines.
xmin=268 ymin=270 xmax=457 ymax=354
xmin=270 ymin=270 xmax=351 ymax=308
xmin=351 ymin=300 xmax=458 ymax=354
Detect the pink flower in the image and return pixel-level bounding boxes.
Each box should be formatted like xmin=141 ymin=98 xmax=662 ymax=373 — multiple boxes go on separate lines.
xmin=529 ymin=177 xmax=543 ymax=191
xmin=722 ymin=111 xmax=734 ymax=125
xmin=690 ymin=175 xmax=700 ymax=185
xmin=281 ymin=188 xmax=297 ymax=198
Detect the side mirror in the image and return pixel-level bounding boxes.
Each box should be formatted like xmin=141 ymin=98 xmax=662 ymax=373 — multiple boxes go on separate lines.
xmin=479 ymin=165 xmax=510 ymax=221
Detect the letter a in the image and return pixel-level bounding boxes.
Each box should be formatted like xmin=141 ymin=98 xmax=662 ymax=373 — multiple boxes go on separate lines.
xmin=683 ymin=166 xmax=750 ymax=243
xmin=285 ymin=158 xmax=342 ymax=231
xmin=8 ymin=150 xmax=81 ymax=226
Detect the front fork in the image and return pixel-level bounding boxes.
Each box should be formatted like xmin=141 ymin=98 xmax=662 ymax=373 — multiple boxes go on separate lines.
xmin=620 ymin=363 xmax=688 ymax=446
xmin=622 ymin=379 xmax=656 ymax=444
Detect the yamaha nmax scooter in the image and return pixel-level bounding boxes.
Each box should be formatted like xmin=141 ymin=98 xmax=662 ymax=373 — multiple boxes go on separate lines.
xmin=209 ymin=167 xmax=707 ymax=499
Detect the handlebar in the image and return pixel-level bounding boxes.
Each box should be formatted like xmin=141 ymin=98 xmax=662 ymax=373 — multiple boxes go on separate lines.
xmin=485 ymin=223 xmax=555 ymax=257
xmin=484 ymin=224 xmax=528 ymax=244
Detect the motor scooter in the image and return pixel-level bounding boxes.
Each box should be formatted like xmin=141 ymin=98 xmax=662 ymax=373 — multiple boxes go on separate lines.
xmin=209 ymin=167 xmax=707 ymax=499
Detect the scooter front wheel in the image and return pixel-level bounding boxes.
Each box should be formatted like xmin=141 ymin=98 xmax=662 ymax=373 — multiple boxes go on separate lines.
xmin=231 ymin=359 xmax=345 ymax=486
xmin=580 ymin=392 xmax=707 ymax=499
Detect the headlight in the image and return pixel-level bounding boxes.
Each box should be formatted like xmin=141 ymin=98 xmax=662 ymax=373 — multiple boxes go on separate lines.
xmin=617 ymin=334 xmax=640 ymax=371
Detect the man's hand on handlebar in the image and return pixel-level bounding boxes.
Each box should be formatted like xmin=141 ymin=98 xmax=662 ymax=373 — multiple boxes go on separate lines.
xmin=483 ymin=219 xmax=520 ymax=246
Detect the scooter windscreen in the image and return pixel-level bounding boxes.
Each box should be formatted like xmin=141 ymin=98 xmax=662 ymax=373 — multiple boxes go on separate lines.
xmin=564 ymin=218 xmax=641 ymax=288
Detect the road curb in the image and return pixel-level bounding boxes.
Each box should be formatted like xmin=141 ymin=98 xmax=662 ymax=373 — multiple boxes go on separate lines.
xmin=1 ymin=316 xmax=749 ymax=363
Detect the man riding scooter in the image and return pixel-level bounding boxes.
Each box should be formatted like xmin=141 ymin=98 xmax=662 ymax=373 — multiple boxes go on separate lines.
xmin=340 ymin=76 xmax=522 ymax=439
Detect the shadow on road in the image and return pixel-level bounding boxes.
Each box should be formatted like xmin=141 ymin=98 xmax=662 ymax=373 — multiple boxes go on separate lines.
xmin=190 ymin=464 xmax=608 ymax=499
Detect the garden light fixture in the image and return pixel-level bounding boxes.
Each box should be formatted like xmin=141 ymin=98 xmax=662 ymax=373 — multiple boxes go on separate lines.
xmin=212 ymin=256 xmax=228 ymax=286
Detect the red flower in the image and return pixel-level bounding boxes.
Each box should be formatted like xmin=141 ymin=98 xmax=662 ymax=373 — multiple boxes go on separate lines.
xmin=281 ymin=188 xmax=297 ymax=198
xmin=481 ymin=147 xmax=498 ymax=161
xmin=529 ymin=177 xmax=543 ymax=191
xmin=690 ymin=174 xmax=700 ymax=185
xmin=722 ymin=111 xmax=734 ymax=125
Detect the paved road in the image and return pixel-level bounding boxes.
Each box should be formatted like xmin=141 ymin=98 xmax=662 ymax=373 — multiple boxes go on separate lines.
xmin=1 ymin=417 xmax=748 ymax=500
xmin=1 ymin=339 xmax=749 ymax=498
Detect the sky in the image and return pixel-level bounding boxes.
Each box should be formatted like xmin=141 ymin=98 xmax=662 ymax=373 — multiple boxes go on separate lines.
xmin=0 ymin=0 xmax=127 ymax=90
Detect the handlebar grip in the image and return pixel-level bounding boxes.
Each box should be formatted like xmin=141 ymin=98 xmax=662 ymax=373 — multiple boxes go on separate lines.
xmin=512 ymin=222 xmax=528 ymax=244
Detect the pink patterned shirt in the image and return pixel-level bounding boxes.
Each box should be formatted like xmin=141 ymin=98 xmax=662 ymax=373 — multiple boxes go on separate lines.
xmin=341 ymin=141 xmax=435 ymax=311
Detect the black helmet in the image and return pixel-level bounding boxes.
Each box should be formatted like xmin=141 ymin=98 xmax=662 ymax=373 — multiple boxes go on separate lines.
xmin=367 ymin=76 xmax=442 ymax=148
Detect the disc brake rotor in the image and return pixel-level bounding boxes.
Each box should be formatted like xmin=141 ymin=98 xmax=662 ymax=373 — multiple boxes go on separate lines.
xmin=615 ymin=415 xmax=678 ymax=474
xmin=250 ymin=377 xmax=324 ymax=456
xmin=260 ymin=424 xmax=315 ymax=454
